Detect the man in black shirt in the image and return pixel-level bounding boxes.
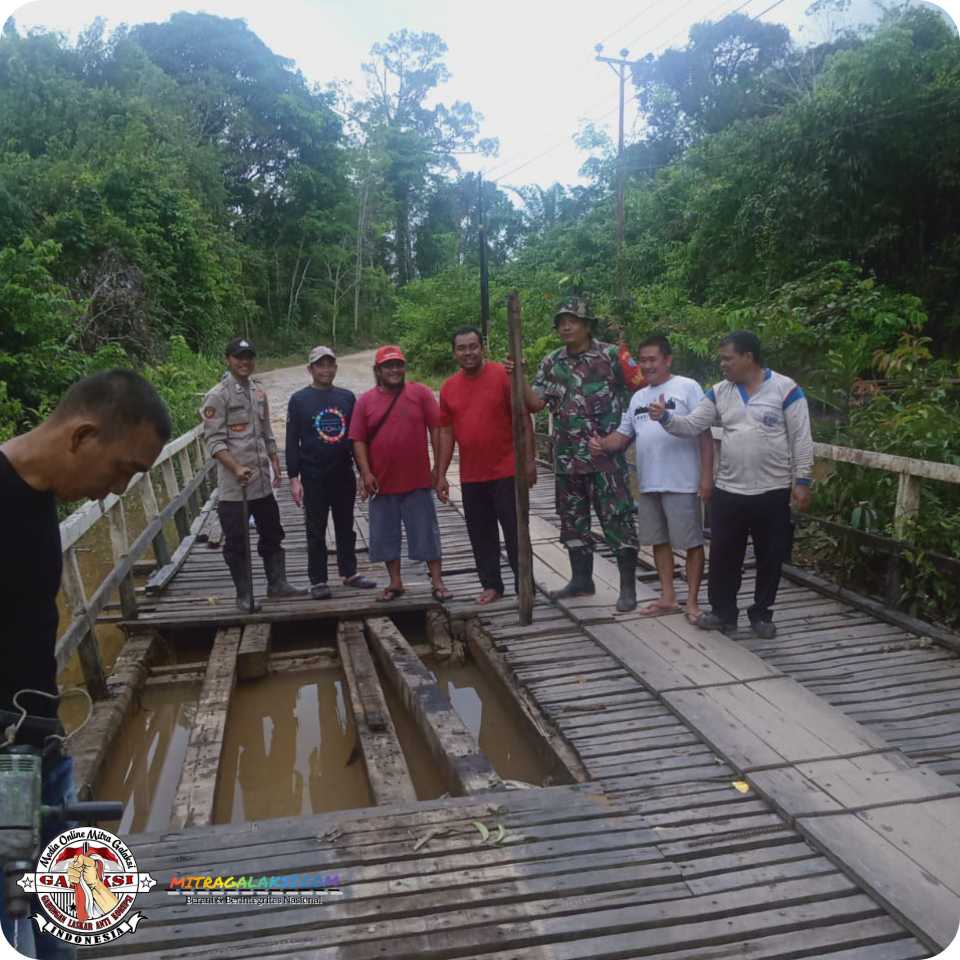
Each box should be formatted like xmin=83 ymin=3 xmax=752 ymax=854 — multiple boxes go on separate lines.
xmin=1 ymin=369 xmax=170 ymax=958
xmin=286 ymin=346 xmax=375 ymax=599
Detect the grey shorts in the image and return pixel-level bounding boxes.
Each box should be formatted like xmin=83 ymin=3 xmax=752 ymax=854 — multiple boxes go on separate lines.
xmin=368 ymin=487 xmax=442 ymax=563
xmin=635 ymin=492 xmax=704 ymax=550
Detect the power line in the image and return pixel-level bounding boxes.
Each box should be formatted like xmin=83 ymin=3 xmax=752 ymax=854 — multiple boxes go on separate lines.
xmin=650 ymin=0 xmax=759 ymax=56
xmin=484 ymin=0 xmax=813 ymax=188
xmin=751 ymin=0 xmax=790 ymax=20
xmin=622 ymin=0 xmax=705 ymax=54
xmin=597 ymin=0 xmax=666 ymax=44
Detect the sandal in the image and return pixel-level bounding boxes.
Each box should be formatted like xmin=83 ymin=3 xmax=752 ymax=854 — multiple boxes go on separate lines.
xmin=431 ymin=586 xmax=454 ymax=603
xmin=376 ymin=586 xmax=405 ymax=602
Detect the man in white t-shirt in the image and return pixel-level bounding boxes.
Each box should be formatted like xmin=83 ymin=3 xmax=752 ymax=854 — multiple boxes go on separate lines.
xmin=590 ymin=335 xmax=713 ymax=621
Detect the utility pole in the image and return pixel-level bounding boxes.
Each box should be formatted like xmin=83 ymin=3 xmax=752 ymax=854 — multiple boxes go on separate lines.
xmin=478 ymin=173 xmax=490 ymax=342
xmin=594 ymin=44 xmax=631 ymax=314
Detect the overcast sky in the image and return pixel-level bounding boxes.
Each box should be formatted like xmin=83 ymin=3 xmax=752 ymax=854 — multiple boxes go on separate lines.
xmin=2 ymin=0 xmax=958 ymax=188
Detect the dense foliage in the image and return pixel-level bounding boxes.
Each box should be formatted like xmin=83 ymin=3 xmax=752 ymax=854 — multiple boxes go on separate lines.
xmin=2 ymin=6 xmax=959 ymax=619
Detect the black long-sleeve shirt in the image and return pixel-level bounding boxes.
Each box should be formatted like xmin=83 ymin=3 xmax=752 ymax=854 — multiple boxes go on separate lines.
xmin=285 ymin=385 xmax=356 ymax=480
xmin=0 ymin=451 xmax=62 ymax=732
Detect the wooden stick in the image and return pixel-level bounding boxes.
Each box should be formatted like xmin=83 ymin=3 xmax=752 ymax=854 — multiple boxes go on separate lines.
xmin=506 ymin=291 xmax=535 ymax=625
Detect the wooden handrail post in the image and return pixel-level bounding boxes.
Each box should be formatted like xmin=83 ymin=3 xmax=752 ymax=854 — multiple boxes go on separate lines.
xmin=61 ymin=547 xmax=108 ymax=700
xmin=107 ymin=498 xmax=138 ymax=620
xmin=894 ymin=472 xmax=921 ymax=541
xmin=162 ymin=457 xmax=190 ymax=540
xmin=139 ymin=471 xmax=171 ymax=567
xmin=507 ymin=291 xmax=535 ymax=625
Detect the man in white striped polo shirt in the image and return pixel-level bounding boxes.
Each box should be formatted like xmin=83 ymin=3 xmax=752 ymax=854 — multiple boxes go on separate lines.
xmin=649 ymin=331 xmax=813 ymax=639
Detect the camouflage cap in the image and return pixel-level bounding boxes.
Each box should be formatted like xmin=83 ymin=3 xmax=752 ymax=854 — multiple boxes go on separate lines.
xmin=553 ymin=297 xmax=596 ymax=327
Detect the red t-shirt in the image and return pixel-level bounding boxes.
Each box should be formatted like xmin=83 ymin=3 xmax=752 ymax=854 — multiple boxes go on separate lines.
xmin=439 ymin=362 xmax=516 ymax=483
xmin=349 ymin=382 xmax=442 ymax=494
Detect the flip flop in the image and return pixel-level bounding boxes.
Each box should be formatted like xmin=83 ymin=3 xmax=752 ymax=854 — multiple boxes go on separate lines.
xmin=637 ymin=603 xmax=682 ymax=618
xmin=376 ymin=586 xmax=405 ymax=602
xmin=431 ymin=586 xmax=454 ymax=603
xmin=685 ymin=611 xmax=703 ymax=626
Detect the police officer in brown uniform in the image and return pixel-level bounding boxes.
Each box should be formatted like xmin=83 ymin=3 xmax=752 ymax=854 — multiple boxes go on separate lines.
xmin=201 ymin=336 xmax=305 ymax=610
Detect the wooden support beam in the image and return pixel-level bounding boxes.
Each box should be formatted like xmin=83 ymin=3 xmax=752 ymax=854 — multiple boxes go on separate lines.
xmin=237 ymin=622 xmax=271 ymax=680
xmin=169 ymin=626 xmax=241 ymax=831
xmin=67 ymin=630 xmax=160 ymax=797
xmin=365 ymin=616 xmax=502 ymax=796
xmin=425 ymin=607 xmax=454 ymax=660
xmin=337 ymin=620 xmax=417 ymax=806
xmin=464 ymin=618 xmax=588 ymax=786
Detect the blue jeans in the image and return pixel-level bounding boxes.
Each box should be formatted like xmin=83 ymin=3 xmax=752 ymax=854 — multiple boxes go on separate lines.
xmin=1 ymin=754 xmax=77 ymax=959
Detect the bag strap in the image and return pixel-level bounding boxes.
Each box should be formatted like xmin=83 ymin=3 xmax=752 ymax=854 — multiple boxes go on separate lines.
xmin=365 ymin=386 xmax=403 ymax=447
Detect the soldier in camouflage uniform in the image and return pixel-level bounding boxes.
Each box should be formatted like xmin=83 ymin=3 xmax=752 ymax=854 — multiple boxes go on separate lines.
xmin=201 ymin=336 xmax=305 ymax=611
xmin=517 ymin=299 xmax=639 ymax=612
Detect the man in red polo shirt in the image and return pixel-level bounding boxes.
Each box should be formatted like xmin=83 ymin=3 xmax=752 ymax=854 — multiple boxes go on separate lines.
xmin=435 ymin=326 xmax=537 ymax=604
xmin=349 ymin=345 xmax=453 ymax=603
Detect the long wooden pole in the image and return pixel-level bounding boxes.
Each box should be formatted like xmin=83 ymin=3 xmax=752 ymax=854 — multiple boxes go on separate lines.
xmin=479 ymin=173 xmax=490 ymax=342
xmin=506 ymin=291 xmax=534 ymax=625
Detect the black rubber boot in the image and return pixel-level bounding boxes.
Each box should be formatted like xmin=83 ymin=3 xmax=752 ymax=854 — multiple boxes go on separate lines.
xmin=264 ymin=550 xmax=308 ymax=598
xmin=225 ymin=554 xmax=261 ymax=612
xmin=548 ymin=548 xmax=596 ymax=600
xmin=616 ymin=548 xmax=638 ymax=613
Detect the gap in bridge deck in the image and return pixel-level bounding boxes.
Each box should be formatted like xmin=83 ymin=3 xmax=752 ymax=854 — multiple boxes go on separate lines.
xmin=93 ymin=610 xmax=566 ymax=834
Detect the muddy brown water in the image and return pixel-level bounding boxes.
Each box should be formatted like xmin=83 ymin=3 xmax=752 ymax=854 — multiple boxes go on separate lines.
xmin=95 ymin=622 xmax=553 ymax=827
xmin=73 ymin=350 xmax=553 ymax=826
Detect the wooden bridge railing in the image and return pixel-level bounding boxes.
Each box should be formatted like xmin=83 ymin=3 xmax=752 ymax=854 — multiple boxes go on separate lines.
xmin=537 ymin=415 xmax=960 ymax=538
xmin=57 ymin=425 xmax=217 ymax=700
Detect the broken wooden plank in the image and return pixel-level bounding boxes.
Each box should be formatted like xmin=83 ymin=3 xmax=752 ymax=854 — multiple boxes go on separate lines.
xmin=337 ymin=620 xmax=417 ymax=806
xmin=67 ymin=630 xmax=161 ymax=797
xmin=365 ymin=616 xmax=502 ymax=795
xmin=236 ymin=622 xmax=271 ymax=680
xmin=465 ymin=618 xmax=587 ymax=786
xmin=169 ymin=626 xmax=241 ymax=831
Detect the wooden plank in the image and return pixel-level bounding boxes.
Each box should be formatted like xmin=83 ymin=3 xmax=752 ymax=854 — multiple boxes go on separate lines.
xmin=169 ymin=626 xmax=241 ymax=831
xmin=795 ymin=752 xmax=960 ymax=809
xmin=67 ymin=630 xmax=160 ymax=796
xmin=783 ymin=563 xmax=960 ymax=654
xmin=664 ymin=677 xmax=890 ymax=774
xmin=365 ymin=616 xmax=502 ymax=795
xmin=799 ymin=810 xmax=960 ymax=950
xmin=146 ymin=491 xmax=218 ymax=593
xmin=587 ymin=615 xmax=779 ymax=693
xmin=465 ymin=619 xmax=587 ymax=785
xmin=236 ymin=622 xmax=271 ymax=680
xmin=337 ymin=620 xmax=417 ymax=806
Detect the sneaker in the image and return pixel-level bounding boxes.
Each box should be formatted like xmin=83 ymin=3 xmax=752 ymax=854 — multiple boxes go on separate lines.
xmin=310 ymin=582 xmax=332 ymax=600
xmin=344 ymin=574 xmax=377 ymax=589
xmin=751 ymin=620 xmax=777 ymax=640
xmin=696 ymin=612 xmax=737 ymax=634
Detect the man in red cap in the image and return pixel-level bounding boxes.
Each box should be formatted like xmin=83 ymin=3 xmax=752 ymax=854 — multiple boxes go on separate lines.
xmin=349 ymin=345 xmax=453 ymax=602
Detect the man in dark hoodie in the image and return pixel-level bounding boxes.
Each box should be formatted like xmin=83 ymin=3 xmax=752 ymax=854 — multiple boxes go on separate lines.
xmin=286 ymin=345 xmax=376 ymax=599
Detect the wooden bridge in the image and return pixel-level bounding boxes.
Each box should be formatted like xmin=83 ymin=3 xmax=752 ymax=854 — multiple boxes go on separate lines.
xmin=48 ymin=367 xmax=960 ymax=960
